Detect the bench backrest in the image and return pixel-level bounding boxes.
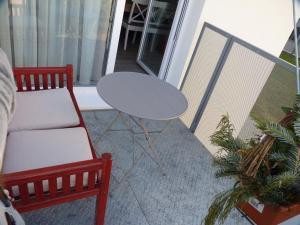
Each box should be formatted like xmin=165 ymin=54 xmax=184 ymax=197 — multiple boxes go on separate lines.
xmin=13 ymin=65 xmax=73 ymax=92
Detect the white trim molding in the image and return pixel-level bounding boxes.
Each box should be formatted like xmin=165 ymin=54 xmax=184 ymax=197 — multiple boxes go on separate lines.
xmin=105 ymin=0 xmax=126 ymax=74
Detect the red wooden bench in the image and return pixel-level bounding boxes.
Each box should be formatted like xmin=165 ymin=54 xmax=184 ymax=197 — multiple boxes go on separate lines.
xmin=3 ymin=65 xmax=112 ymax=225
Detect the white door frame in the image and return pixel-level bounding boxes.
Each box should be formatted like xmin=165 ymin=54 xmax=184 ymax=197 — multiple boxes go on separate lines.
xmin=105 ymin=0 xmax=126 ymax=74
xmin=158 ymin=0 xmax=189 ymax=80
xmin=136 ymin=0 xmax=188 ymax=79
xmin=75 ymin=0 xmax=192 ymax=110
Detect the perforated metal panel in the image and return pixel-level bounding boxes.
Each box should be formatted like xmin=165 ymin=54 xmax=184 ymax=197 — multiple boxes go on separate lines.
xmin=238 ymin=63 xmax=297 ymax=140
xmin=180 ymin=27 xmax=229 ymax=128
xmin=194 ymin=42 xmax=275 ymax=154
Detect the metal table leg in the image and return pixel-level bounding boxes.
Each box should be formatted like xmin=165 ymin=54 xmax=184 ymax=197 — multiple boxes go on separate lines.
xmin=110 ymin=112 xmax=145 ymax=193
xmin=137 ymin=118 xmax=166 ymax=175
xmin=94 ymin=111 xmax=121 ymax=145
xmin=94 ymin=110 xmax=171 ymax=192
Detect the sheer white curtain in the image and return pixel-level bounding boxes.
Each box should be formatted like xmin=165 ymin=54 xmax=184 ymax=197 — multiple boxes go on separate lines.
xmin=0 ymin=0 xmax=113 ymax=85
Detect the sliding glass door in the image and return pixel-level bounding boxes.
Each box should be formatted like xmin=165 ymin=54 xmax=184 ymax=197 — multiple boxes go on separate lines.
xmin=0 ymin=0 xmax=113 ymax=85
xmin=137 ymin=0 xmax=179 ymax=76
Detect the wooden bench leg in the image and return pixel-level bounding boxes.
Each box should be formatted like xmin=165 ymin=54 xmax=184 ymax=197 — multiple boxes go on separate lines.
xmin=95 ymin=153 xmax=112 ymax=225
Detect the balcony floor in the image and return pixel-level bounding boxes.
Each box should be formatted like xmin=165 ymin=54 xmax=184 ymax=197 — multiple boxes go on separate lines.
xmin=22 ymin=110 xmax=249 ymax=225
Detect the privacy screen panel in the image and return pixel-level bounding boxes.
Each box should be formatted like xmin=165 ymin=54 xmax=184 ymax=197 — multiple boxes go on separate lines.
xmin=180 ymin=27 xmax=228 ymax=128
xmin=194 ymin=42 xmax=275 ymax=154
xmin=238 ymin=63 xmax=297 ymax=140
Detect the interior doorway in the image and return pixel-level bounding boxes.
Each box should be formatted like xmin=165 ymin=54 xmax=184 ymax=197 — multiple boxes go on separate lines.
xmin=114 ymin=0 xmax=184 ymax=77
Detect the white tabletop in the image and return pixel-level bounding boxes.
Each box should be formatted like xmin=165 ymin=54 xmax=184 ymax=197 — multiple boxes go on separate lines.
xmin=97 ymin=72 xmax=188 ymax=120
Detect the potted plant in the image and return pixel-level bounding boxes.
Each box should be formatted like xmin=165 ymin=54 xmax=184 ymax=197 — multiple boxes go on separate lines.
xmin=203 ymin=96 xmax=300 ymax=225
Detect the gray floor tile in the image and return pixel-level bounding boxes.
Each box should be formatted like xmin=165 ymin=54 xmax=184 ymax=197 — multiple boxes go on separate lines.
xmin=23 ymin=110 xmax=249 ymax=225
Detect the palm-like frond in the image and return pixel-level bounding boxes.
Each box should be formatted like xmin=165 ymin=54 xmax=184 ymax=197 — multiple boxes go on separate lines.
xmin=269 ymin=152 xmax=288 ymax=162
xmin=210 ymin=114 xmax=248 ymax=152
xmin=253 ymin=117 xmax=268 ymax=131
xmin=284 ymin=146 xmax=300 ymax=174
xmin=205 ymin=105 xmax=300 ymax=225
xmin=213 ymin=153 xmax=241 ymax=178
xmin=259 ymin=172 xmax=300 ymax=205
xmin=215 ymin=168 xmax=241 ymax=178
xmin=264 ymin=122 xmax=296 ymax=146
xmin=203 ymin=186 xmax=252 ymax=225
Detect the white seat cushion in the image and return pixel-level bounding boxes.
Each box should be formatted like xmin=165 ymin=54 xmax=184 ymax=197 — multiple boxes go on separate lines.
xmin=3 ymin=127 xmax=93 ymax=173
xmin=3 ymin=127 xmax=93 ymax=196
xmin=8 ymin=88 xmax=80 ymax=132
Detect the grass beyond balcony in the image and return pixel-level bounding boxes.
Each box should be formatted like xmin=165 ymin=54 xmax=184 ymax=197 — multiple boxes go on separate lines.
xmin=280 ymin=51 xmax=300 ymax=66
xmin=250 ymin=64 xmax=296 ymax=123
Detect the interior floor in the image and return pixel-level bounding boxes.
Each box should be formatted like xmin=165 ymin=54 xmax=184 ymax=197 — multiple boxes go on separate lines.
xmin=115 ymin=30 xmax=145 ymax=73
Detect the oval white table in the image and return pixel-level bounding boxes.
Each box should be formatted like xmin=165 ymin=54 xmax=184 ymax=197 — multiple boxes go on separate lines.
xmin=96 ymin=72 xmax=188 ymax=180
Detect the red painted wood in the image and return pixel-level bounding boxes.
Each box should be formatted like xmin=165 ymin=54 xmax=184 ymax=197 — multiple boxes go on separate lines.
xmin=75 ymin=173 xmax=84 ymax=192
xmin=239 ymin=203 xmax=300 ymax=225
xmin=50 ymin=73 xmax=56 ymax=89
xmin=6 ymin=65 xmax=112 ymax=225
xmin=63 ymin=175 xmax=71 ymax=194
xmin=34 ymin=180 xmax=44 ymax=201
xmin=96 ymin=153 xmax=112 ymax=225
xmin=15 ymin=189 xmax=99 ymax=213
xmin=19 ymin=183 xmax=30 ymax=205
xmin=42 ymin=73 xmax=48 ymax=90
xmin=66 ymin=64 xmax=73 ymax=92
xmin=49 ymin=177 xmax=57 ymax=198
xmin=88 ymin=171 xmax=96 ymax=190
xmin=58 ymin=72 xmax=64 ymax=88
xmin=24 ymin=72 xmax=32 ymax=91
xmin=34 ymin=73 xmax=40 ymax=90
xmin=4 ymin=160 xmax=102 ymax=183
xmin=13 ymin=67 xmax=71 ymax=91
xmin=15 ymin=72 xmax=23 ymax=91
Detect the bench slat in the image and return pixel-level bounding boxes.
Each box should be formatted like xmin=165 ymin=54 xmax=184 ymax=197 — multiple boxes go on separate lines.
xmin=63 ymin=175 xmax=70 ymax=194
xmin=58 ymin=72 xmax=64 ymax=88
xmin=34 ymin=180 xmax=44 ymax=200
xmin=42 ymin=73 xmax=48 ymax=90
xmin=76 ymin=173 xmax=83 ymax=192
xmin=88 ymin=170 xmax=96 ymax=190
xmin=15 ymin=73 xmax=23 ymax=91
xmin=19 ymin=183 xmax=30 ymax=204
xmin=49 ymin=178 xmax=57 ymax=198
xmin=34 ymin=73 xmax=40 ymax=90
xmin=50 ymin=74 xmax=56 ymax=89
xmin=24 ymin=73 xmax=32 ymax=91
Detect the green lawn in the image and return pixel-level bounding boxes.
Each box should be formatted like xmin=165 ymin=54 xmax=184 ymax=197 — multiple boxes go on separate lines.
xmin=280 ymin=51 xmax=300 ymax=66
xmin=250 ymin=64 xmax=296 ymax=122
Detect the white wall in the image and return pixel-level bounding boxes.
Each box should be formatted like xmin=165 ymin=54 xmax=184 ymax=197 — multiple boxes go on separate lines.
xmin=166 ymin=0 xmax=296 ymax=89
xmin=200 ymin=0 xmax=294 ymax=56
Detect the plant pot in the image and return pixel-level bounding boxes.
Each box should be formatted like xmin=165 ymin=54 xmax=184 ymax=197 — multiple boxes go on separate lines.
xmin=238 ymin=201 xmax=300 ymax=225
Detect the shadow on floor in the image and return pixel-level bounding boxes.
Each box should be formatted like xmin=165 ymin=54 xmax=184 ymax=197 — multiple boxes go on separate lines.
xmin=115 ymin=31 xmax=145 ymax=73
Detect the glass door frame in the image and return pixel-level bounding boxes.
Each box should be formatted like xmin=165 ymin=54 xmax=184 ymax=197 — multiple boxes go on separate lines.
xmin=137 ymin=0 xmax=189 ymax=79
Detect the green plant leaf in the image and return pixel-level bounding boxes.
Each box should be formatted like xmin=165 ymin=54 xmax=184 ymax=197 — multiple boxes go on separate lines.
xmin=203 ymin=186 xmax=252 ymax=225
xmin=265 ymin=122 xmax=296 ymax=146
xmin=281 ymin=106 xmax=293 ymax=114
